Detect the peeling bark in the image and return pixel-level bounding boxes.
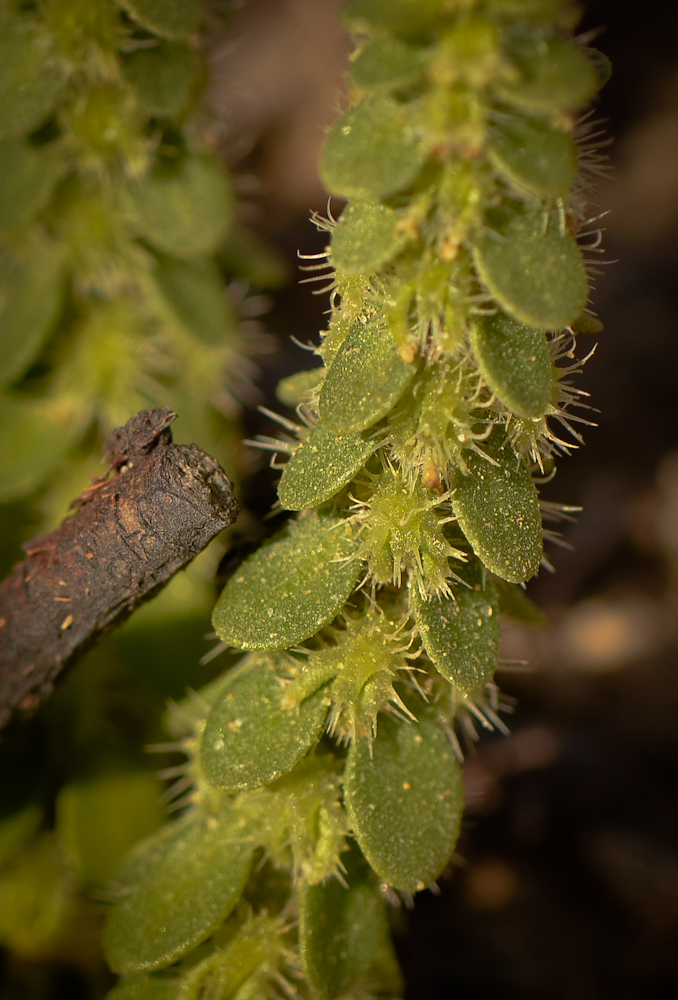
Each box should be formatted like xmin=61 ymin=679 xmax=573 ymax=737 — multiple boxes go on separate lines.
xmin=0 ymin=409 xmax=239 ymax=733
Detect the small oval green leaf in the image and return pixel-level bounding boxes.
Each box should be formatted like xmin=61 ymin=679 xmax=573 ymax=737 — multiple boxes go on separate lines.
xmin=0 ymin=397 xmax=83 ymax=502
xmin=488 ymin=118 xmax=577 ymax=198
xmin=106 ymin=974 xmax=177 ymax=1000
xmin=103 ymin=808 xmax=254 ymax=973
xmin=0 ymin=138 xmax=64 ymax=233
xmin=57 ymin=768 xmax=165 ymax=888
xmin=499 ymin=36 xmax=599 ymax=114
xmin=319 ymin=320 xmax=416 ymax=434
xmin=320 ymin=98 xmax=424 ymax=200
xmin=331 ymin=200 xmax=409 ymax=276
xmin=299 ymin=853 xmax=387 ymax=998
xmin=278 ymin=422 xmax=376 ymax=511
xmin=123 ymin=43 xmax=199 ymax=119
xmin=212 ymin=512 xmax=362 ymax=650
xmin=124 ymin=154 xmax=232 ymax=258
xmin=276 ymin=368 xmax=323 ymax=408
xmin=491 ymin=577 xmax=544 ymax=626
xmin=0 ymin=246 xmax=65 ymax=387
xmin=0 ymin=14 xmax=66 ymax=139
xmin=472 ymin=203 xmax=587 ymax=330
xmin=345 ymin=714 xmax=463 ymax=892
xmin=152 ymin=256 xmax=235 ymax=345
xmin=341 ymin=0 xmax=442 ymax=39
xmin=469 ymin=312 xmax=552 ymax=419
xmin=115 ymin=0 xmax=200 ymax=39
xmin=410 ymin=569 xmax=500 ymax=693
xmin=451 ymin=430 xmax=542 ymax=583
xmin=201 ymin=654 xmax=329 ymax=791
xmin=348 ymin=36 xmax=426 ymax=94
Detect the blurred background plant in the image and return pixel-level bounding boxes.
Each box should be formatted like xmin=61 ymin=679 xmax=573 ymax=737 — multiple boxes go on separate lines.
xmin=0 ymin=0 xmax=284 ymax=994
xmin=2 ymin=1 xmax=678 ymax=999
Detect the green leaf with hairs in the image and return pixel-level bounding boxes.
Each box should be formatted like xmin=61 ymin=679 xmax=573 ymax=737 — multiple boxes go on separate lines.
xmin=153 ymin=256 xmax=236 ymax=345
xmin=320 ymin=98 xmax=424 ymax=200
xmin=201 ymin=654 xmax=329 ymax=791
xmin=0 ymin=13 xmax=66 ymax=139
xmin=124 ymin=154 xmax=232 ymax=258
xmin=278 ymin=422 xmax=377 ymax=511
xmin=123 ymin=43 xmax=199 ymax=119
xmin=103 ymin=807 xmax=254 ymax=974
xmin=348 ymin=36 xmax=426 ymax=93
xmin=469 ymin=312 xmax=552 ymax=419
xmin=331 ymin=200 xmax=409 ymax=276
xmin=499 ymin=36 xmax=599 ymax=114
xmin=472 ymin=202 xmax=587 ymax=330
xmin=106 ymin=975 xmax=177 ymax=1000
xmin=492 ymin=577 xmax=544 ymax=626
xmin=410 ymin=568 xmax=500 ymax=693
xmin=276 ymin=369 xmax=323 ymax=408
xmin=319 ymin=320 xmax=416 ymax=434
xmin=0 ymin=138 xmax=64 ymax=232
xmin=341 ymin=0 xmax=443 ymax=39
xmin=451 ymin=430 xmax=542 ymax=583
xmin=0 ymin=245 xmax=65 ymax=387
xmin=299 ymin=851 xmax=388 ymax=998
xmin=488 ymin=118 xmax=577 ymax=198
xmin=212 ymin=512 xmax=361 ymax=650
xmin=116 ymin=0 xmax=200 ymax=39
xmin=344 ymin=714 xmax=463 ymax=892
xmin=0 ymin=397 xmax=82 ymax=502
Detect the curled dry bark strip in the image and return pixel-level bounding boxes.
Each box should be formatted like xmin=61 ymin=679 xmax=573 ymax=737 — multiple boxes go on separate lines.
xmin=0 ymin=409 xmax=239 ymax=733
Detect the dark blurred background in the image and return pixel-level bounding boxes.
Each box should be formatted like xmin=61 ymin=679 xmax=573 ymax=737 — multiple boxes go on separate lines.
xmin=207 ymin=1 xmax=678 ymax=996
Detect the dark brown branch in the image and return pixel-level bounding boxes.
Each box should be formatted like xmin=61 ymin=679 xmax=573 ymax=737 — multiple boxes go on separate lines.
xmin=0 ymin=409 xmax=239 ymax=733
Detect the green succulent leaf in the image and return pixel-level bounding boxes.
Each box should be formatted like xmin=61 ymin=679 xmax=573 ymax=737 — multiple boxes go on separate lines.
xmin=472 ymin=202 xmax=588 ymax=330
xmin=0 ymin=397 xmax=83 ymax=502
xmin=587 ymin=47 xmax=612 ymax=88
xmin=451 ymin=429 xmax=542 ymax=583
xmin=278 ymin=422 xmax=377 ymax=511
xmin=331 ymin=200 xmax=410 ymax=276
xmin=180 ymin=913 xmax=287 ymax=1000
xmin=0 ymin=832 xmax=74 ymax=955
xmin=152 ymin=256 xmax=235 ymax=345
xmin=106 ymin=975 xmax=178 ymax=1000
xmin=0 ymin=245 xmax=66 ymax=388
xmin=492 ymin=576 xmax=544 ymax=625
xmin=103 ymin=807 xmax=254 ymax=974
xmin=212 ymin=512 xmax=362 ymax=650
xmin=123 ymin=43 xmax=199 ymax=119
xmin=0 ymin=13 xmax=66 ymax=139
xmin=115 ymin=0 xmax=200 ymax=39
xmin=499 ymin=36 xmax=599 ymax=114
xmin=56 ymin=768 xmax=165 ymax=888
xmin=0 ymin=138 xmax=64 ymax=233
xmin=348 ymin=36 xmax=426 ymax=93
xmin=320 ymin=97 xmax=425 ymax=200
xmin=0 ymin=804 xmax=43 ymax=871
xmin=341 ymin=0 xmax=443 ymax=39
xmin=344 ymin=713 xmax=463 ymax=892
xmin=469 ymin=312 xmax=552 ymax=418
xmin=201 ymin=654 xmax=329 ymax=791
xmin=276 ymin=368 xmax=323 ymax=408
xmin=319 ymin=320 xmax=416 ymax=434
xmin=488 ymin=118 xmax=577 ymax=198
xmin=124 ymin=154 xmax=233 ymax=258
xmin=411 ymin=566 xmax=500 ymax=693
xmin=299 ymin=851 xmax=388 ymax=998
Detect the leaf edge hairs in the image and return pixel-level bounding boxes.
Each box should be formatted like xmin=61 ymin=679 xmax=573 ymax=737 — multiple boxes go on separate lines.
xmin=104 ymin=2 xmax=610 ymax=997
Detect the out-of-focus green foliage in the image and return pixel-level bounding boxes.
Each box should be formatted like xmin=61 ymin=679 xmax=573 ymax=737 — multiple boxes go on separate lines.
xmin=0 ymin=0 xmax=281 ymax=993
xmin=1 ymin=1 xmax=607 ymax=998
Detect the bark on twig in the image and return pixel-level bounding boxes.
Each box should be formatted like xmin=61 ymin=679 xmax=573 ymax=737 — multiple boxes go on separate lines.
xmin=0 ymin=409 xmax=239 ymax=733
